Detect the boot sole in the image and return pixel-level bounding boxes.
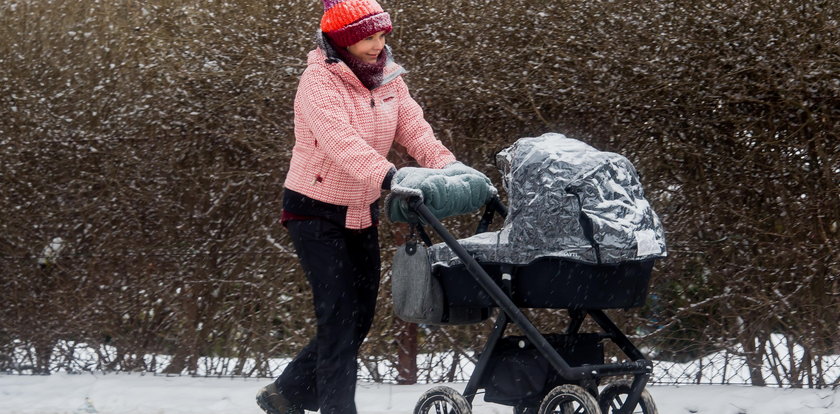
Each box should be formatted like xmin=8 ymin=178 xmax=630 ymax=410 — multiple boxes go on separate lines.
xmin=256 ymin=388 xmax=281 ymax=414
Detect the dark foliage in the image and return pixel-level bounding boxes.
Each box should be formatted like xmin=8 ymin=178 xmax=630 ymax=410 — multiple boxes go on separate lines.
xmin=1 ymin=0 xmax=837 ymax=387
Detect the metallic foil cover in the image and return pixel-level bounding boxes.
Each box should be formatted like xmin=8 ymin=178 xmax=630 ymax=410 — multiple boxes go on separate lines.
xmin=430 ymin=133 xmax=667 ymax=266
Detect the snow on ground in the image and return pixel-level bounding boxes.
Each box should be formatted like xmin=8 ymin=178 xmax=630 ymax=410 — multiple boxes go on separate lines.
xmin=1 ymin=373 xmax=837 ymax=414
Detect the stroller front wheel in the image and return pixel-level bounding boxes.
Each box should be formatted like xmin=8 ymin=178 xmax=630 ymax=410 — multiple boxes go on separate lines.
xmin=537 ymin=384 xmax=602 ymax=414
xmin=413 ymin=386 xmax=472 ymax=414
xmin=598 ymin=380 xmax=658 ymax=414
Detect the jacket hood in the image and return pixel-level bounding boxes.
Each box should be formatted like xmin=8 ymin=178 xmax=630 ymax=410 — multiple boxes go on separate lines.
xmin=308 ymin=31 xmax=405 ymax=90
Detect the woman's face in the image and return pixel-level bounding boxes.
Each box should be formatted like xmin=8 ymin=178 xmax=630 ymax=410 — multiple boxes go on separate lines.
xmin=347 ymin=31 xmax=387 ymax=63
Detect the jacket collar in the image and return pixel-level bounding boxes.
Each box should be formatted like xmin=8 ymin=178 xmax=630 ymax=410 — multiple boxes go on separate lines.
xmin=308 ymin=32 xmax=405 ymax=91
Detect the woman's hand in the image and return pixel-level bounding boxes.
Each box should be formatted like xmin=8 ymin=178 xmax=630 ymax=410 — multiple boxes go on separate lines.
xmin=386 ymin=164 xmax=496 ymax=223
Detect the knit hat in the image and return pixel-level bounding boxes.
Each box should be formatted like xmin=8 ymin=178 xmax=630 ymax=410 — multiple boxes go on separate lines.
xmin=321 ymin=0 xmax=393 ymax=48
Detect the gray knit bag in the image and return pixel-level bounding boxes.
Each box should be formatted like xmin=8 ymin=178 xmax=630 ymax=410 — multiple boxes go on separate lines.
xmin=391 ymin=240 xmax=444 ymax=324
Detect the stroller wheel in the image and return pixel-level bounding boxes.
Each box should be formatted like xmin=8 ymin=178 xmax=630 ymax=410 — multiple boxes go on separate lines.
xmin=598 ymin=380 xmax=657 ymax=414
xmin=537 ymin=384 xmax=602 ymax=414
xmin=413 ymin=386 xmax=472 ymax=414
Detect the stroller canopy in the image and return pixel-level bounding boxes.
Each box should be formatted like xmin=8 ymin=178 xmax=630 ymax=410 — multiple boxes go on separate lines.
xmin=430 ymin=133 xmax=667 ymax=266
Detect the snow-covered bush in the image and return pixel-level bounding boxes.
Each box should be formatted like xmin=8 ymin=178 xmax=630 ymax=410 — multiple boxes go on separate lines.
xmin=1 ymin=0 xmax=837 ymax=387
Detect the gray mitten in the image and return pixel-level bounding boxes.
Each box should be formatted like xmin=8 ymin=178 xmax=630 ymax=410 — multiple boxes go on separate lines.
xmin=386 ymin=167 xmax=440 ymax=223
xmin=389 ymin=167 xmax=437 ymax=200
xmin=386 ymin=164 xmax=497 ymax=223
xmin=419 ymin=172 xmax=495 ymax=220
xmin=442 ymin=161 xmax=491 ymax=179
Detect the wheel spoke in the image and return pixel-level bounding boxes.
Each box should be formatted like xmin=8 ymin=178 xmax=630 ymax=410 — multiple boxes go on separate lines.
xmin=414 ymin=386 xmax=470 ymax=414
xmin=552 ymin=401 xmax=575 ymax=414
xmin=598 ymin=380 xmax=657 ymax=414
xmin=610 ymin=395 xmax=624 ymax=412
xmin=541 ymin=385 xmax=603 ymax=414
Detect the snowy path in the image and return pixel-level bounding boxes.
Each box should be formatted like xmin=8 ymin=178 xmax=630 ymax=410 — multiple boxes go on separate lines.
xmin=1 ymin=374 xmax=837 ymax=414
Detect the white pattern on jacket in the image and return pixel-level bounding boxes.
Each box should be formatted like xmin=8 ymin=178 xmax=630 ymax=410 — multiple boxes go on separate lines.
xmin=284 ymin=46 xmax=456 ymax=229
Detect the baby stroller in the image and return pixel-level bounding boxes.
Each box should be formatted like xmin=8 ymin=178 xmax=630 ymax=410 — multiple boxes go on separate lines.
xmin=390 ymin=134 xmax=667 ymax=414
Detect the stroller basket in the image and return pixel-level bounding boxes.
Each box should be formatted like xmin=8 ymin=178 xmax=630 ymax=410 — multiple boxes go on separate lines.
xmin=481 ymin=333 xmax=605 ymax=406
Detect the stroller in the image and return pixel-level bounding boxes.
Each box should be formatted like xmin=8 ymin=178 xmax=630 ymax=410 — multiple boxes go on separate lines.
xmin=390 ymin=134 xmax=667 ymax=414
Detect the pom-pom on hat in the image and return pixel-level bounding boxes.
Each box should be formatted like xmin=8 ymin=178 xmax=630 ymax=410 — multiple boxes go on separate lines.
xmin=321 ymin=0 xmax=393 ymax=48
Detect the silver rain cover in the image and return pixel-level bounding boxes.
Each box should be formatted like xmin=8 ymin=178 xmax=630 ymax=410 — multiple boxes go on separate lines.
xmin=429 ymin=133 xmax=667 ymax=267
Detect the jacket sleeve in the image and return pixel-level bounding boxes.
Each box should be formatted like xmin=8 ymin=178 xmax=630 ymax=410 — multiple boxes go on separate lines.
xmin=393 ymin=77 xmax=457 ymax=169
xmin=296 ymin=67 xmax=395 ymax=189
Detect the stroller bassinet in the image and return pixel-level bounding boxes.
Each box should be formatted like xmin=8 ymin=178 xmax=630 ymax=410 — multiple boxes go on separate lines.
xmin=435 ymin=256 xmax=654 ymax=310
xmin=390 ymin=133 xmax=667 ymax=414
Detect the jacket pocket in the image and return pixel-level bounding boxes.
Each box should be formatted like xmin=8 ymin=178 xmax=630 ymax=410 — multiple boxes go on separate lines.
xmin=309 ymin=152 xmax=331 ymax=186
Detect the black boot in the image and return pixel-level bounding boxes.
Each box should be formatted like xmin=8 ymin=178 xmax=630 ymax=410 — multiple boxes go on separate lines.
xmin=256 ymin=383 xmax=303 ymax=414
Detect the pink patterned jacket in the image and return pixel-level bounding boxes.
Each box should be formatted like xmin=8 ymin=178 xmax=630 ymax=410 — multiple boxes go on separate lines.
xmin=284 ymin=47 xmax=456 ymax=229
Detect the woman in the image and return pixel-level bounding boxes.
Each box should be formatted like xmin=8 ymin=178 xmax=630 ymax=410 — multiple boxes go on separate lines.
xmin=256 ymin=1 xmax=486 ymax=413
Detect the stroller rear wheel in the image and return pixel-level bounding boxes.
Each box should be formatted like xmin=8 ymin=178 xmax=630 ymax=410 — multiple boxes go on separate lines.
xmin=414 ymin=386 xmax=472 ymax=414
xmin=597 ymin=380 xmax=657 ymax=414
xmin=537 ymin=384 xmax=602 ymax=414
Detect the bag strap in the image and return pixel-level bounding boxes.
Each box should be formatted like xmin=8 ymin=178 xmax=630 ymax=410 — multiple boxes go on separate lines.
xmin=404 ymin=223 xmax=433 ymax=255
xmin=414 ymin=223 xmax=434 ymax=247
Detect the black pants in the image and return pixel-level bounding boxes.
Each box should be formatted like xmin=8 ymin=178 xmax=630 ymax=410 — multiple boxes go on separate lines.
xmin=275 ymin=219 xmax=381 ymax=414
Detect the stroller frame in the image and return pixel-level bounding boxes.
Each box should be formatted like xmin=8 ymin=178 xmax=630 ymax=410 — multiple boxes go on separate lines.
xmin=408 ymin=196 xmax=653 ymax=414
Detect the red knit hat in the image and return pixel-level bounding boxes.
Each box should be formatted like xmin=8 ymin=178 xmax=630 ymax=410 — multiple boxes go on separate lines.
xmin=321 ymin=0 xmax=393 ymax=48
